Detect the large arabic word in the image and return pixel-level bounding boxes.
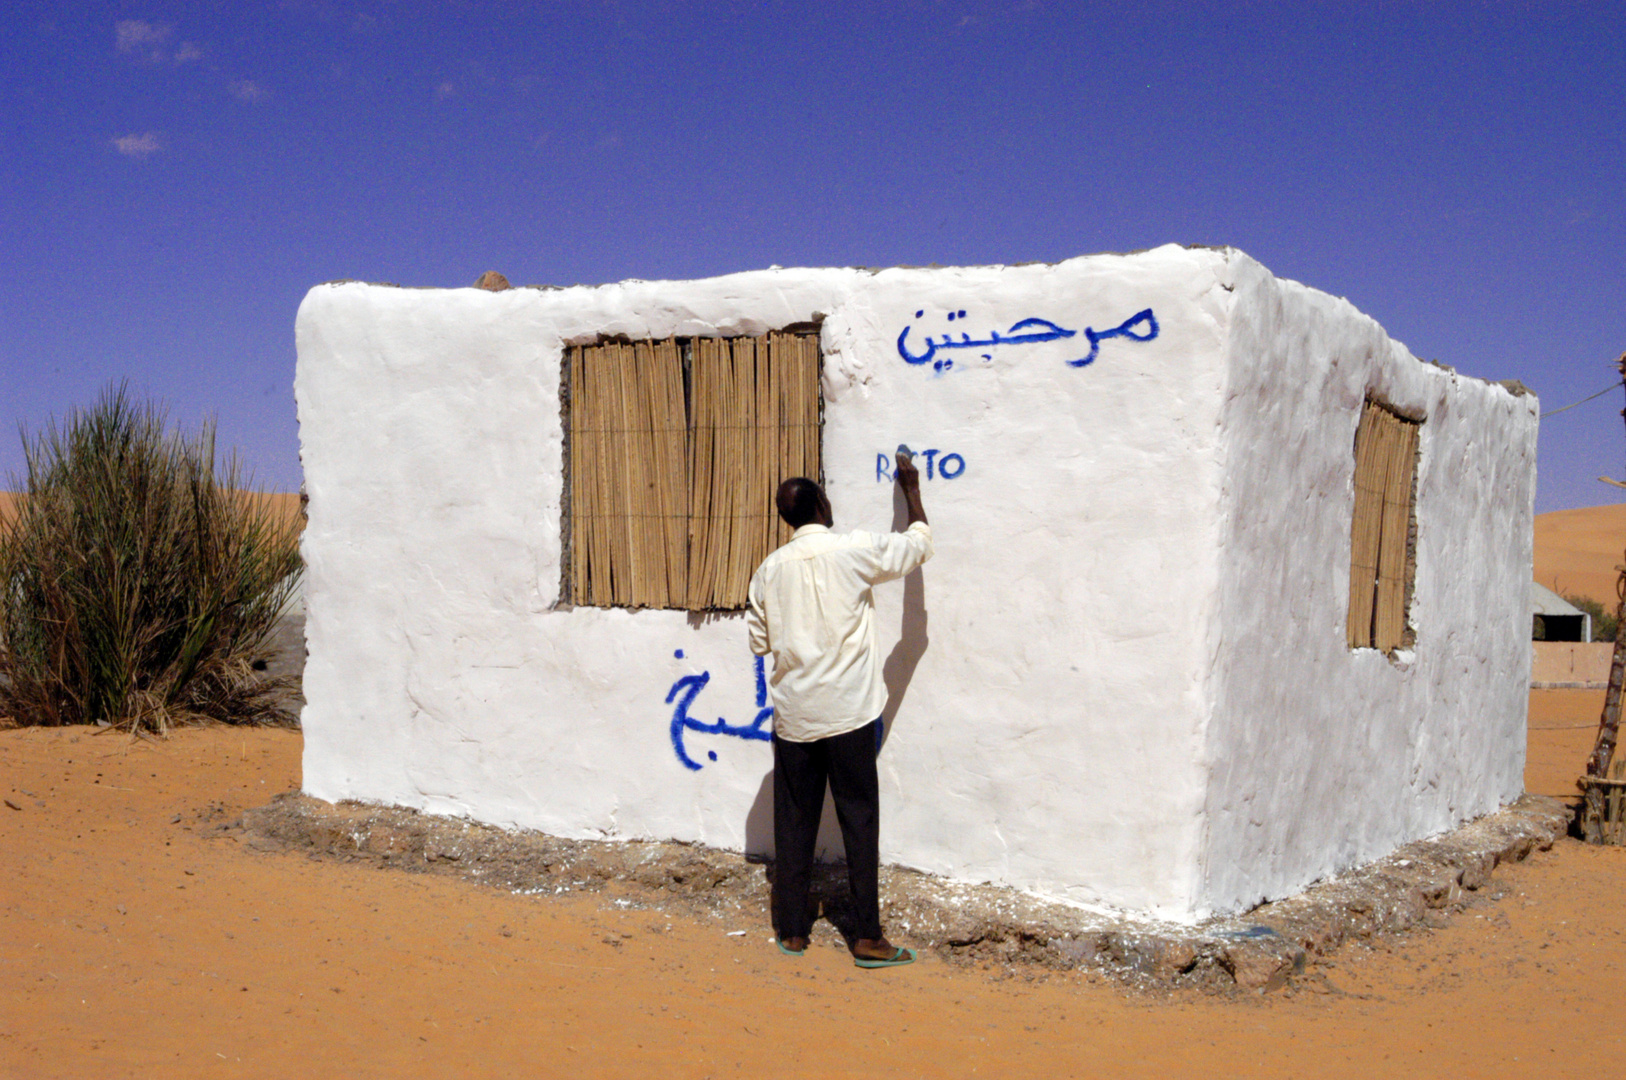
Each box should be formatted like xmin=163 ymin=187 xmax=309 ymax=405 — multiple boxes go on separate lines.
xmin=666 ymin=650 xmax=773 ymax=771
xmin=876 ymin=449 xmax=965 ymax=482
xmin=896 ymin=308 xmax=1159 ymax=371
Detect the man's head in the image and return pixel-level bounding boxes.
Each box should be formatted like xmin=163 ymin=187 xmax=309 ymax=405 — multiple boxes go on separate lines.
xmin=776 ymin=477 xmax=832 ymax=529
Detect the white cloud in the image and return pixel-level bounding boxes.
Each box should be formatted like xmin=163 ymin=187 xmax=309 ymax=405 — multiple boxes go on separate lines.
xmin=229 ymin=79 xmax=267 ymax=102
xmin=115 ymin=19 xmax=202 ymax=63
xmin=111 ymin=132 xmax=162 ymax=159
xmin=434 ymin=80 xmax=456 ymax=100
xmin=115 ymin=19 xmax=170 ymax=54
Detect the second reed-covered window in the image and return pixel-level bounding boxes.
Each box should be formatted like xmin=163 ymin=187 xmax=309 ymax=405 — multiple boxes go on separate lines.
xmin=1346 ymin=399 xmax=1421 ymax=653
xmin=566 ymin=332 xmax=822 ymax=611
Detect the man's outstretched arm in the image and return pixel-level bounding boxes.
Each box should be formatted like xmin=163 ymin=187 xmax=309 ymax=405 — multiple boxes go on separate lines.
xmin=895 ymin=451 xmax=927 ymax=526
xmin=865 ymin=452 xmax=933 ymax=584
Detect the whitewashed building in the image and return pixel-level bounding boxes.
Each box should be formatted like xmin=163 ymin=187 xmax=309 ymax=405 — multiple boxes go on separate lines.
xmin=294 ymin=245 xmax=1538 ymax=923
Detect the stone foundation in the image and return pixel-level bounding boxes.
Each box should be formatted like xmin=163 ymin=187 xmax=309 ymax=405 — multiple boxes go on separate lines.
xmin=240 ymin=792 xmax=1569 ymax=991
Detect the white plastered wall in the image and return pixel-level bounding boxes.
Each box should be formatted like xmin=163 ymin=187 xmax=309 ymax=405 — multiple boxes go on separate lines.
xmin=295 ymin=246 xmax=1535 ymax=923
xmin=296 ymin=246 xmax=1232 ymax=921
xmin=1198 ymin=252 xmax=1538 ymax=918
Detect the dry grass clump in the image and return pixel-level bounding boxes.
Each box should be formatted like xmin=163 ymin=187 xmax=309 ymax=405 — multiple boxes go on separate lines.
xmin=0 ymin=384 xmax=302 ymax=733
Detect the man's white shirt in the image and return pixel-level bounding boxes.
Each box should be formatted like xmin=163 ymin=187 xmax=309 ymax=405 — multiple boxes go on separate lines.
xmin=746 ymin=521 xmax=934 ymax=743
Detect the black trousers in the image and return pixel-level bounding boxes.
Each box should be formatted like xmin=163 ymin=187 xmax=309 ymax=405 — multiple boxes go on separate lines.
xmin=771 ymin=719 xmax=882 ymax=942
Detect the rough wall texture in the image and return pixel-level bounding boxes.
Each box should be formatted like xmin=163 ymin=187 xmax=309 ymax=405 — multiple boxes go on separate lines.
xmin=294 ymin=245 xmax=1533 ymax=923
xmin=1199 ymin=253 xmax=1537 ymax=918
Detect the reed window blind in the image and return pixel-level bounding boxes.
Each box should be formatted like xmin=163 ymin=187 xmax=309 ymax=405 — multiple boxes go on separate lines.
xmin=566 ymin=331 xmax=821 ymax=612
xmin=1346 ymin=400 xmax=1421 ymax=652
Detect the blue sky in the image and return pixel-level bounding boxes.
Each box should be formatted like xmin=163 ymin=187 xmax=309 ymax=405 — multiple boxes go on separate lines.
xmin=2 ymin=1 xmax=1621 ymax=512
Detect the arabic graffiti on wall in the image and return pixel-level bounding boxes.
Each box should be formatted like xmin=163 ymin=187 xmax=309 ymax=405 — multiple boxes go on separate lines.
xmin=896 ymin=308 xmax=1159 ymax=372
xmin=667 ymin=649 xmax=773 ymax=771
xmin=876 ymin=450 xmax=965 ymax=482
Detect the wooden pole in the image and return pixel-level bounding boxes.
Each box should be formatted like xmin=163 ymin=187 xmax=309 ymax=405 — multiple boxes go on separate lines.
xmin=1581 ymin=555 xmax=1626 ymax=842
xmin=1580 ymin=351 xmax=1626 ymax=842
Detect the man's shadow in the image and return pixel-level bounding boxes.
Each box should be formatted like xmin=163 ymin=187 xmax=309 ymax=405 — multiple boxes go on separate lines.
xmin=880 ymin=476 xmax=931 ymax=750
xmin=742 ymin=481 xmax=930 ymax=942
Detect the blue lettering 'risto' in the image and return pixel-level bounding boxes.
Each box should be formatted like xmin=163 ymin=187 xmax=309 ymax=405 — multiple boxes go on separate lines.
xmin=878 ymin=450 xmax=966 ymax=481
xmin=667 ymin=654 xmax=774 ymax=771
xmin=896 ymin=308 xmax=1158 ymax=371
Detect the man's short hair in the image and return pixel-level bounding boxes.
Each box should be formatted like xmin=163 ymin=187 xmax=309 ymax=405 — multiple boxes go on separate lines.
xmin=776 ymin=477 xmax=824 ymax=528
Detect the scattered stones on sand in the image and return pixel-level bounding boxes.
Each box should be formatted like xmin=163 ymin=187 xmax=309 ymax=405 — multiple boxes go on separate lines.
xmin=240 ymin=792 xmax=1568 ymax=993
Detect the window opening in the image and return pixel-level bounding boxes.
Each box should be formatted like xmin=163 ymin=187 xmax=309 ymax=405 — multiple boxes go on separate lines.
xmin=566 ymin=331 xmax=821 ymax=611
xmin=1346 ymin=399 xmax=1421 ymax=652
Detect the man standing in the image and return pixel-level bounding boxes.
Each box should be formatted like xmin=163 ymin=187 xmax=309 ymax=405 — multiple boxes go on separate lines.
xmin=745 ymin=451 xmax=932 ymax=968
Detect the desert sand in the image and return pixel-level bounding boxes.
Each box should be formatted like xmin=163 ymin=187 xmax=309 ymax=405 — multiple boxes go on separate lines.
xmin=0 ymin=491 xmax=301 ymax=530
xmin=2 ymin=695 xmax=1620 ymax=1080
xmin=1535 ymin=501 xmax=1626 ymax=609
xmin=3 ymin=505 xmax=1625 ymax=1079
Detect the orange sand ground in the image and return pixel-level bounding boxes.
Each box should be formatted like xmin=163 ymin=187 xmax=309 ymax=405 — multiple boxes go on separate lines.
xmin=3 ymin=505 xmax=1625 ymax=1078
xmin=3 ymin=695 xmax=1622 ymax=1080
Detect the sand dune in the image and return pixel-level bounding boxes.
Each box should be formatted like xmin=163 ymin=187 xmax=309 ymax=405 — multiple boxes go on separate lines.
xmin=245 ymin=490 xmax=305 ymax=530
xmin=0 ymin=490 xmax=301 ymax=530
xmin=1534 ymin=502 xmax=1626 ymax=609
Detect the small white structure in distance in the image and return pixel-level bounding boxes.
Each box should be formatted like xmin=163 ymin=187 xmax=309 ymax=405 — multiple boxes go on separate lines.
xmin=1530 ymin=582 xmax=1591 ymax=642
xmin=294 ymin=245 xmax=1538 ymax=924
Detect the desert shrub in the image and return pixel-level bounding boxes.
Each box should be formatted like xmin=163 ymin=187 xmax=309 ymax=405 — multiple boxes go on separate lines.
xmin=0 ymin=384 xmax=302 ymax=733
xmin=1564 ymin=594 xmax=1621 ymax=644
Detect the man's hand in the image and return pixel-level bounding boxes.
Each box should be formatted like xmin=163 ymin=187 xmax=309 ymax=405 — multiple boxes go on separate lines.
xmin=895 ymin=451 xmax=927 ymax=526
xmin=894 ymin=451 xmax=920 ymax=490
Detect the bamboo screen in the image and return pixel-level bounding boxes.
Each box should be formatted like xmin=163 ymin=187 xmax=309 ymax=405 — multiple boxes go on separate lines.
xmin=567 ymin=331 xmax=821 ymax=611
xmin=1346 ymin=400 xmax=1421 ymax=652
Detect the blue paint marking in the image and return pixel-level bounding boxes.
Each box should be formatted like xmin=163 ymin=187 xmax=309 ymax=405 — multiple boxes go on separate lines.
xmin=877 ymin=450 xmax=965 ymax=481
xmin=667 ymin=655 xmax=774 ymax=771
xmin=896 ymin=308 xmax=1159 ymax=370
xmin=673 ymin=649 xmax=684 ymax=659
xmin=1069 ymin=309 xmax=1159 ymax=368
xmin=1220 ymin=925 xmax=1280 ymax=940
